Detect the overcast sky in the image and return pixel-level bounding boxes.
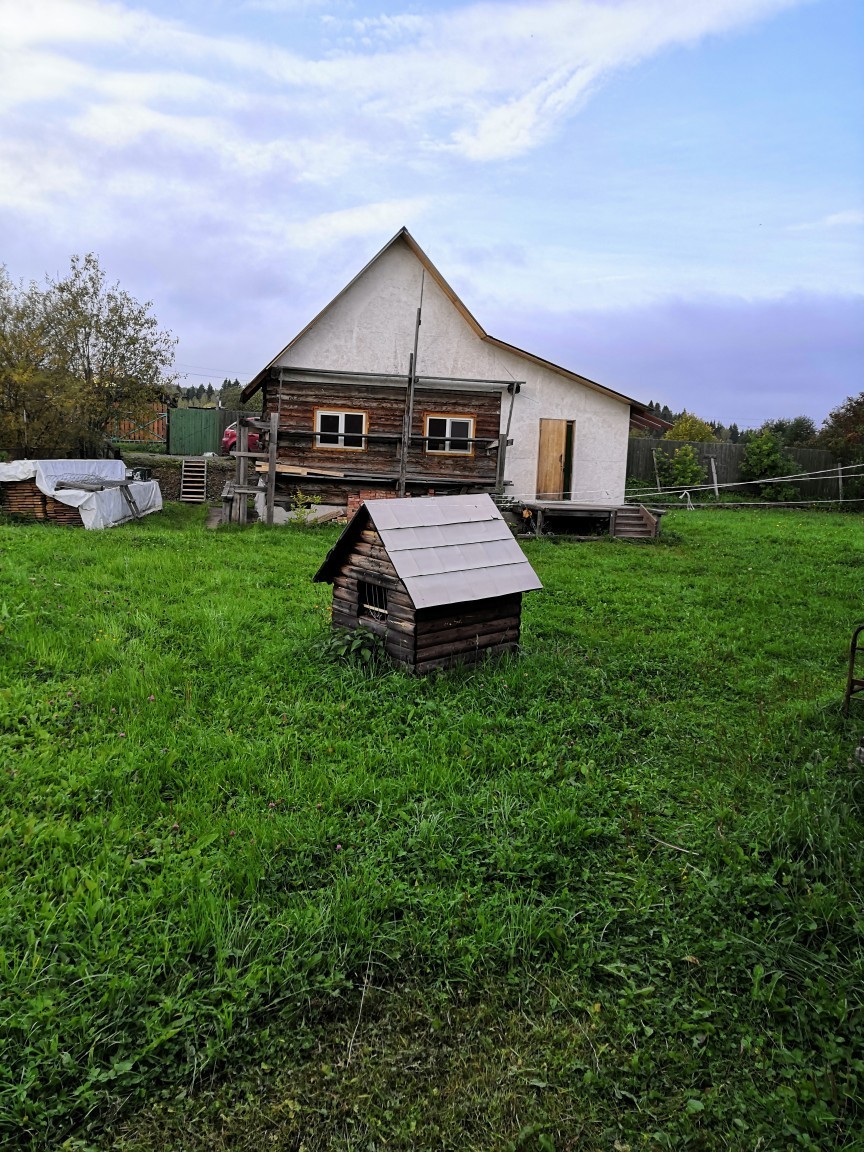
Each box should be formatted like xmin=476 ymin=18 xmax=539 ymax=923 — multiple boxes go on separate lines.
xmin=1 ymin=0 xmax=862 ymax=427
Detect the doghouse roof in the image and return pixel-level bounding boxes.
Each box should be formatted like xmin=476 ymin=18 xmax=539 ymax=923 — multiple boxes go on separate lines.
xmin=314 ymin=493 xmax=542 ymax=610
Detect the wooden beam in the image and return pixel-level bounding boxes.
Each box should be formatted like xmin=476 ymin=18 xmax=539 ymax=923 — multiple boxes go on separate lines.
xmin=266 ymin=410 xmax=278 ymax=526
xmin=256 ymin=462 xmax=345 ymax=478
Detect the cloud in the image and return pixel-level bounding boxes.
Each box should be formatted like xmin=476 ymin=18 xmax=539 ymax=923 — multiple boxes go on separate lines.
xmin=0 ymin=0 xmax=839 ymax=402
xmin=487 ymin=291 xmax=864 ymax=426
xmin=790 ymin=210 xmax=864 ymax=231
xmin=275 ymin=199 xmax=433 ymax=250
xmin=0 ymin=0 xmax=809 ymax=171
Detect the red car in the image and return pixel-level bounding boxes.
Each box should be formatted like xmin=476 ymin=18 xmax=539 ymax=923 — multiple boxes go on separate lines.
xmin=221 ymin=422 xmax=260 ymax=455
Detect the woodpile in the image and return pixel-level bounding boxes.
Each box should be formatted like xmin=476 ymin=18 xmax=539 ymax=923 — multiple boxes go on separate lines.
xmin=1 ymin=479 xmax=83 ymax=525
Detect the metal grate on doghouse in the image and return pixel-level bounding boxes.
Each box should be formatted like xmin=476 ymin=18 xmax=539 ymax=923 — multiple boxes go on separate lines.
xmin=358 ymin=580 xmax=388 ymax=622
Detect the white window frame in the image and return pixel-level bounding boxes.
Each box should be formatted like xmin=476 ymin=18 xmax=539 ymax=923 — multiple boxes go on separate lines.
xmin=424 ymin=414 xmax=475 ymax=456
xmin=314 ymin=409 xmax=367 ymax=451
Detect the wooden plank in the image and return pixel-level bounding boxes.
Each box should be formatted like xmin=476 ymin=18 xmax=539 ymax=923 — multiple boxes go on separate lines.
xmin=381 ymin=614 xmax=414 ymax=634
xmin=383 ymin=604 xmax=414 ymax=625
xmin=237 ymin=424 xmax=248 ymax=525
xmin=266 ymin=411 xmax=278 ymax=525
xmin=340 ymin=561 xmax=402 ymax=588
xmin=257 ymin=462 xmax=345 ymax=478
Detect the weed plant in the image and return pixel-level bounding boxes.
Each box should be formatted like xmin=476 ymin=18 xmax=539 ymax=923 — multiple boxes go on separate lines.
xmin=0 ymin=506 xmax=862 ymax=1150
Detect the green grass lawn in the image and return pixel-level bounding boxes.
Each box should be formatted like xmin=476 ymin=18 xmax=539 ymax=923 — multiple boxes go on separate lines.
xmin=1 ymin=506 xmax=862 ymax=1150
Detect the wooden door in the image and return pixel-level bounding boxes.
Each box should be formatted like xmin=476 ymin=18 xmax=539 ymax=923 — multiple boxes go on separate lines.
xmin=536 ymin=419 xmax=568 ymax=499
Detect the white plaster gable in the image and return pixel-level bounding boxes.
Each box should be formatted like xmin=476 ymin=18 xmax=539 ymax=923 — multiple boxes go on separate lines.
xmin=278 ymin=238 xmax=494 ymax=380
xmin=270 ymin=232 xmax=634 ymax=505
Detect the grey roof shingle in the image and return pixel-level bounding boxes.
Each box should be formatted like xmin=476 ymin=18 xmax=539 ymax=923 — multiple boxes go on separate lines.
xmin=314 ymin=493 xmax=542 ymax=609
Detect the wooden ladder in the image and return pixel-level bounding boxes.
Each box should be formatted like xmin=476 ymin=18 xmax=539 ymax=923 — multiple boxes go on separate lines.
xmin=180 ymin=457 xmax=208 ymax=503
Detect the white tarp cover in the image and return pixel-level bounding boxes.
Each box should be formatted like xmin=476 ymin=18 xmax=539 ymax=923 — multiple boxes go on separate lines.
xmin=0 ymin=459 xmax=162 ymax=529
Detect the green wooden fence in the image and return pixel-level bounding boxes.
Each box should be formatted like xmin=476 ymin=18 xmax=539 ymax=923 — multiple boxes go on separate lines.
xmin=167 ymin=408 xmax=243 ymax=456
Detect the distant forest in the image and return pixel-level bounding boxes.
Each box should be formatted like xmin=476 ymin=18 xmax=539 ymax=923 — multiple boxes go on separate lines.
xmin=170 ymin=378 xmax=258 ymax=413
xmin=641 ymin=402 xmax=824 ymax=449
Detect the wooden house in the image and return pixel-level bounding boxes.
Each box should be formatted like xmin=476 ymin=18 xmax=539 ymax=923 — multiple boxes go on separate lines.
xmin=313 ymin=493 xmax=543 ymax=674
xmin=240 ymin=228 xmax=669 ymax=536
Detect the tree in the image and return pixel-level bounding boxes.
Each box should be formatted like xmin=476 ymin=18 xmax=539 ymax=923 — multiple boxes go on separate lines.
xmin=0 ymin=271 xmax=75 ymax=458
xmin=219 ymin=377 xmax=258 ymax=413
xmin=818 ymin=393 xmax=864 ymax=462
xmin=0 ymin=255 xmax=177 ymax=458
xmin=665 ymin=412 xmax=717 ymax=442
xmin=759 ymin=416 xmax=817 ymax=448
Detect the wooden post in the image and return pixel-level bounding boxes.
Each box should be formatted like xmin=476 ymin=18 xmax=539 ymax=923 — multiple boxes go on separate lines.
xmin=266 ymin=410 xmax=278 ymax=525
xmin=652 ymin=448 xmax=662 ymax=492
xmin=398 ymin=274 xmax=424 ymax=498
xmin=495 ymin=434 xmax=508 ymax=493
xmin=709 ymin=456 xmax=719 ymax=500
xmin=237 ymin=421 xmax=249 ymax=526
xmin=397 ymin=352 xmax=414 ymax=498
xmin=839 ymin=463 xmax=844 ymax=505
xmin=496 ymin=381 xmax=519 ymax=495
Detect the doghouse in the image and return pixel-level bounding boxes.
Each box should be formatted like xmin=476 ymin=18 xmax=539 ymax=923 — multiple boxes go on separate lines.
xmin=313 ymin=493 xmax=542 ymax=673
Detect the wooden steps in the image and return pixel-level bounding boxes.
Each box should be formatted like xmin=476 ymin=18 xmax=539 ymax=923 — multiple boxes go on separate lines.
xmin=612 ymin=505 xmax=658 ymax=540
xmin=180 ymin=457 xmax=208 ymax=503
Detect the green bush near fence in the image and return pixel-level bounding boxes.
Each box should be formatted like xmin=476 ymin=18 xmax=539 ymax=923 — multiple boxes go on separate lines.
xmin=654 ymin=443 xmax=706 ymax=489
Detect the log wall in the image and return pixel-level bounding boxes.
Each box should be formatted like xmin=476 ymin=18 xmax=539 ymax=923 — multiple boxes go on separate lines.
xmin=413 ymin=593 xmax=522 ymax=674
xmin=331 ymin=526 xmax=416 ymax=666
xmin=263 ymin=378 xmax=501 ymax=488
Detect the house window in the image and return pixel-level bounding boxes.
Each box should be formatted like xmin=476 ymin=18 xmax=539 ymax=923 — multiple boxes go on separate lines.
xmin=358 ymin=580 xmax=387 ymax=622
xmin=315 ymin=409 xmax=366 ymax=450
xmin=425 ymin=414 xmax=475 ymax=455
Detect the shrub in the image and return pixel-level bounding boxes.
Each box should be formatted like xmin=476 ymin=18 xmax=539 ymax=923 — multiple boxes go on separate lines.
xmin=655 ymin=444 xmax=706 ymax=489
xmin=288 ymin=488 xmax=322 ymax=527
xmin=319 ymin=624 xmax=388 ymax=669
xmin=740 ymin=431 xmax=800 ymax=501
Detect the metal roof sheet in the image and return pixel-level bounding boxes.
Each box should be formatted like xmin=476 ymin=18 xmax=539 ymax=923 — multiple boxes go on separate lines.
xmin=403 ymin=562 xmax=541 ymax=610
xmin=368 ymin=494 xmax=500 ymax=532
xmin=361 ymin=494 xmax=542 ymax=608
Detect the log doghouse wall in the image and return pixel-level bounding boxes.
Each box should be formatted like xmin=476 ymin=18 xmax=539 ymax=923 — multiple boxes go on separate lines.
xmin=315 ymin=493 xmax=542 ymax=674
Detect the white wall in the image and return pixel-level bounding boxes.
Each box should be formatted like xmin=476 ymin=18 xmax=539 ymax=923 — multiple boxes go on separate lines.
xmin=278 ymin=238 xmax=630 ymax=505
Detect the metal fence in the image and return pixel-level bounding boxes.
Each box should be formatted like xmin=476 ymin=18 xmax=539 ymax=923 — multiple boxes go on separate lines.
xmin=627 ymin=439 xmax=841 ymax=500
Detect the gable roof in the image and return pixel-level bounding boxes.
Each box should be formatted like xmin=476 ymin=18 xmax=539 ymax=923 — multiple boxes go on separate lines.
xmin=314 ymin=493 xmax=543 ymax=610
xmin=241 ymin=227 xmax=658 ymax=422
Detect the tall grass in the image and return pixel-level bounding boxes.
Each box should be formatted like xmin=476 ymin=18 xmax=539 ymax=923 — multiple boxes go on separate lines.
xmin=0 ymin=506 xmax=862 ymax=1149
